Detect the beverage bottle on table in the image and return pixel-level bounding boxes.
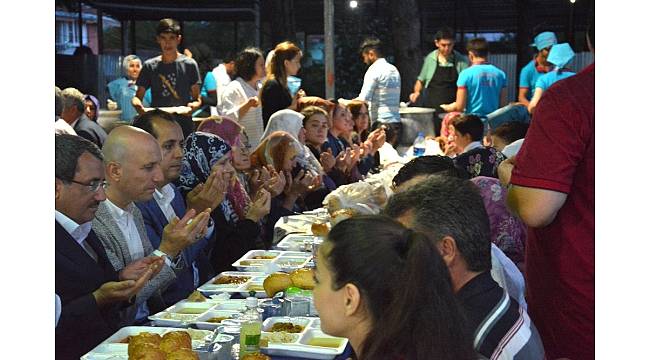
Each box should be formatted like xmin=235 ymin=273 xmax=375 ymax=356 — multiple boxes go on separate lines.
xmin=239 ymin=297 xmax=262 ymax=357
xmin=413 ymin=132 xmax=426 ymax=157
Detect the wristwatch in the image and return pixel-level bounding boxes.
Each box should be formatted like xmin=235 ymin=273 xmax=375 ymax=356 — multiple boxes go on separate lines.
xmin=153 ymin=249 xmax=182 ymax=268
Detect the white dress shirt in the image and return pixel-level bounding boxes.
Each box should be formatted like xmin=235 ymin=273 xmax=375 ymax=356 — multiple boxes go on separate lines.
xmin=462 ymin=140 xmax=483 ymax=154
xmin=55 ymin=210 xmax=97 ymax=261
xmin=103 ymin=199 xmax=145 ymax=260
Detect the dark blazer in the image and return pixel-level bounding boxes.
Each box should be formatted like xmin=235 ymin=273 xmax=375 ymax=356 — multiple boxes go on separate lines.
xmin=55 ymin=221 xmax=122 ymax=360
xmin=136 ymin=184 xmax=213 ymax=305
xmin=73 ymin=114 xmax=108 ymax=148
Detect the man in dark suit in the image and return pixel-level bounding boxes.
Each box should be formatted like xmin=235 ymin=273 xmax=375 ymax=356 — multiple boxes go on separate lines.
xmin=55 ymin=134 xmax=162 ymax=359
xmin=60 ymin=87 xmax=108 ymax=147
xmin=133 ymin=110 xmax=222 ymax=305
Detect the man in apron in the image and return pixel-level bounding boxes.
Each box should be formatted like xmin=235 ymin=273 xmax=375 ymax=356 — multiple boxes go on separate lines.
xmin=410 ymin=28 xmax=469 ymax=135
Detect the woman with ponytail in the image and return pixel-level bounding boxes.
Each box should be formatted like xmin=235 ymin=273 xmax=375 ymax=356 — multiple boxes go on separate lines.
xmin=260 ymin=41 xmax=304 ymax=127
xmin=313 ymin=215 xmax=475 ymax=360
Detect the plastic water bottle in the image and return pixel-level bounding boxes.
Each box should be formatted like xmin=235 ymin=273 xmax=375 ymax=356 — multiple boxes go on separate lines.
xmin=413 ymin=132 xmax=426 ymax=157
xmin=239 ymin=297 xmax=262 ymax=357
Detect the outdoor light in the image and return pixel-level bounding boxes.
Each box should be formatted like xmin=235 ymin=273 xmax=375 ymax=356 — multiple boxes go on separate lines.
xmin=569 ymin=0 xmax=576 ymax=3
xmin=349 ymin=1 xmax=358 ymax=8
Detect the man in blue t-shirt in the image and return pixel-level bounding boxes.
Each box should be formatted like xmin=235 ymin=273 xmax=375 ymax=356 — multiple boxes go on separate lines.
xmin=441 ymin=37 xmax=506 ymax=117
xmin=517 ymin=31 xmax=557 ymax=106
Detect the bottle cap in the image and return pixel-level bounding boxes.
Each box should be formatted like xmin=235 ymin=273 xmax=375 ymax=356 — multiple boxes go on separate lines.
xmin=245 ymin=297 xmax=258 ymax=308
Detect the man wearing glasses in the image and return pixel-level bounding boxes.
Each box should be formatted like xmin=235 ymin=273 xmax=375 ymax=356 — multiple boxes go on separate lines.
xmin=133 ymin=110 xmax=225 ymax=306
xmin=55 ymin=134 xmax=162 ymax=359
xmin=92 ymin=126 xmax=211 ymax=324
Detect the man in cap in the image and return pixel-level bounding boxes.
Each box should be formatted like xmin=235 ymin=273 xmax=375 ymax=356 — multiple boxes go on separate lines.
xmin=527 ymin=43 xmax=576 ymax=113
xmin=517 ymin=31 xmax=558 ymax=106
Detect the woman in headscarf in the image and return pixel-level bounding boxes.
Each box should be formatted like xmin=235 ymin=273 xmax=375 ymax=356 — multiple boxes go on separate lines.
xmin=261 ymin=109 xmax=325 ymax=178
xmin=177 ymin=131 xmax=271 ymax=273
xmin=251 ymin=131 xmax=320 ymax=212
xmin=471 ymin=176 xmax=527 ymax=272
xmin=106 ymin=54 xmax=151 ymax=123
xmin=84 ymin=94 xmax=99 ymax=122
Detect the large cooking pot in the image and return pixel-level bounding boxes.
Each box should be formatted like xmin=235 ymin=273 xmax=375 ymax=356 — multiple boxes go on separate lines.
xmin=398 ymin=107 xmax=435 ymax=147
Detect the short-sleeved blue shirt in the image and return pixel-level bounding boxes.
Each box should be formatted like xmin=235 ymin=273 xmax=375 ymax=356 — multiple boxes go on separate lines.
xmin=107 ymin=77 xmax=151 ymax=122
xmin=457 ymin=64 xmax=507 ymax=116
xmin=200 ymin=72 xmax=217 ymax=98
xmin=519 ymin=60 xmax=546 ymax=101
xmin=534 ymin=70 xmax=576 ymax=92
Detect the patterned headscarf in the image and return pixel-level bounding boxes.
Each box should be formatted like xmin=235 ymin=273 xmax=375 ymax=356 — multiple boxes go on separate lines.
xmin=454 ymin=147 xmax=506 ymax=179
xmin=178 ymin=132 xmax=251 ymax=223
xmin=470 ymin=176 xmax=526 ymax=267
xmin=84 ymin=94 xmax=100 ymax=121
xmin=197 ymin=116 xmax=244 ymax=147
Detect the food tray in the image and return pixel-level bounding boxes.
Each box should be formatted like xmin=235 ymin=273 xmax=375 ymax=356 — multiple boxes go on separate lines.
xmin=260 ymin=317 xmax=348 ymax=360
xmin=81 ymin=326 xmax=213 ymax=359
xmin=197 ymin=271 xmax=265 ymax=295
xmin=148 ymin=301 xmax=216 ymax=327
xmin=233 ymin=250 xmax=312 ymax=272
xmin=194 ymin=309 xmax=243 ymax=330
xmin=275 ymin=234 xmax=323 ymax=252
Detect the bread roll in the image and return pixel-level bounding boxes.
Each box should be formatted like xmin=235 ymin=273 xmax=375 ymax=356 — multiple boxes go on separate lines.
xmin=160 ymin=331 xmax=192 ymax=354
xmin=290 ymin=268 xmax=315 ymax=290
xmin=166 ymin=348 xmax=199 ymax=360
xmin=128 ymin=333 xmax=162 ymax=356
xmin=263 ymin=272 xmax=293 ymax=297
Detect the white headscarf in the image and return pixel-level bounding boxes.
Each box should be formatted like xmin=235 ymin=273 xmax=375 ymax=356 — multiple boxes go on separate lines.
xmin=261 ymin=109 xmax=323 ymax=175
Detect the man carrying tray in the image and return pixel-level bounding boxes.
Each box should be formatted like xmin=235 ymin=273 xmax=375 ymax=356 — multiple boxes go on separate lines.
xmin=132 ymin=18 xmax=202 ymax=137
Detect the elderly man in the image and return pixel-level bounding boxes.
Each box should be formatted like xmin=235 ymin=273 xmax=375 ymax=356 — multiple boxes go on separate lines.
xmin=60 ymin=87 xmax=107 ymax=147
xmin=55 ymin=86 xmax=76 ymax=135
xmin=384 ymin=176 xmax=545 ymax=359
xmin=55 ymin=134 xmax=161 ymax=359
xmin=92 ymin=126 xmax=211 ymax=324
xmin=133 ymin=109 xmax=224 ymax=305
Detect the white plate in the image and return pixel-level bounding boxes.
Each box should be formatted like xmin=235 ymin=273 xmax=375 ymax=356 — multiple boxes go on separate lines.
xmin=194 ymin=309 xmax=242 ymax=330
xmin=275 ymin=234 xmax=322 ymax=252
xmin=197 ymin=272 xmax=263 ymax=294
xmin=233 ymin=250 xmax=312 ymax=272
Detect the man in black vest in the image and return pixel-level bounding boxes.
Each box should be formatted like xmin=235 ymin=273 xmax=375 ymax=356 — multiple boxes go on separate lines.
xmin=55 ymin=134 xmax=162 ymax=359
xmin=409 ymin=28 xmax=470 ymax=135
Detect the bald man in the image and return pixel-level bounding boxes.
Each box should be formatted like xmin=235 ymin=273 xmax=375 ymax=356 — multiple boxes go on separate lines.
xmin=92 ymin=126 xmax=212 ymax=324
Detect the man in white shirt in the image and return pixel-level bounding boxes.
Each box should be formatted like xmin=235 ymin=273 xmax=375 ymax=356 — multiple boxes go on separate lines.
xmin=55 ymin=134 xmax=161 ymax=358
xmin=212 ymin=52 xmax=236 ymax=113
xmin=356 ymin=38 xmax=402 ymax=146
xmin=92 ymin=126 xmax=212 ymax=323
xmin=133 ymin=110 xmax=227 ymax=305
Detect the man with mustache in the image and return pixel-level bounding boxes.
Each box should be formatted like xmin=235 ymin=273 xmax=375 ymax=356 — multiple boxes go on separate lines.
xmin=55 ymin=134 xmax=161 ymax=359
xmin=92 ymin=126 xmax=211 ymax=324
xmin=133 ymin=110 xmax=226 ymax=305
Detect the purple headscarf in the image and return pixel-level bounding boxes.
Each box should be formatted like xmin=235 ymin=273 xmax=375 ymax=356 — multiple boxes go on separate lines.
xmin=470 ymin=176 xmax=527 ymax=269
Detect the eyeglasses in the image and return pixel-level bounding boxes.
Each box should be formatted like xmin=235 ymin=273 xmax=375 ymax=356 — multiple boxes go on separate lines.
xmin=67 ymin=179 xmax=108 ymax=192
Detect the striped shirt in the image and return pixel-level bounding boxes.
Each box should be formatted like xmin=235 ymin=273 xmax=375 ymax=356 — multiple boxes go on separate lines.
xmin=458 ymin=272 xmax=545 ymax=360
xmin=358 ymin=58 xmax=401 ymax=124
